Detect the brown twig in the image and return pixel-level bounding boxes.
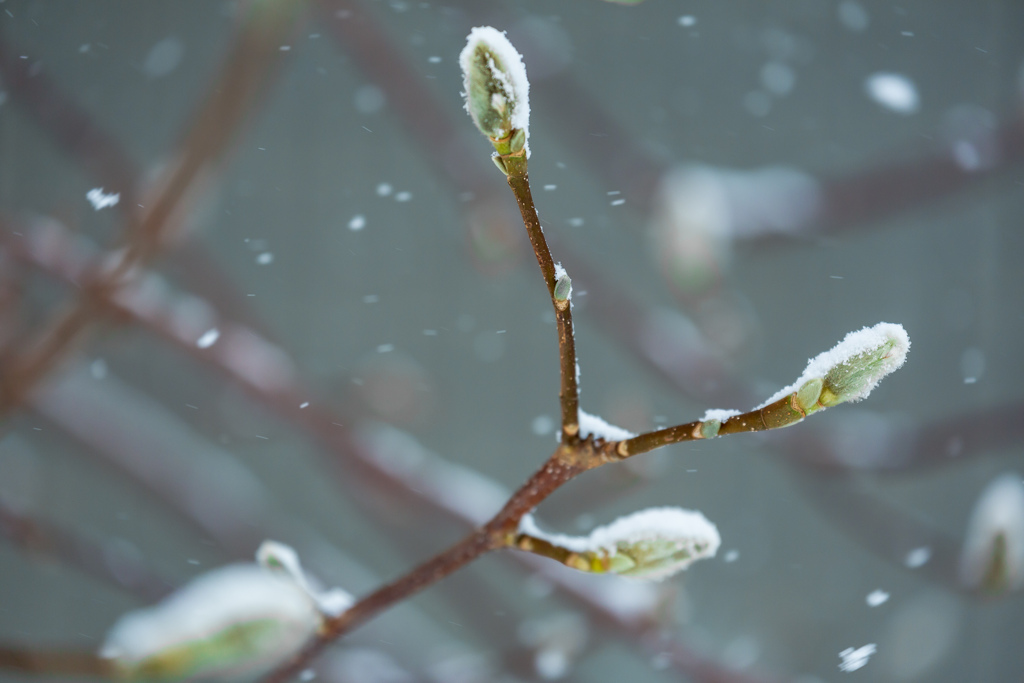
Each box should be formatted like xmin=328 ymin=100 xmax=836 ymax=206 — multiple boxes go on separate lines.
xmin=0 ymin=646 xmax=112 ymax=678
xmin=619 ymin=390 xmax=814 ymax=458
xmin=503 ymin=153 xmax=581 ymax=438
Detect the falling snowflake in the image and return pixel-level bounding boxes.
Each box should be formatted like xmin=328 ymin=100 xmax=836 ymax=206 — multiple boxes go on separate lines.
xmin=838 ymin=643 xmax=877 ymax=672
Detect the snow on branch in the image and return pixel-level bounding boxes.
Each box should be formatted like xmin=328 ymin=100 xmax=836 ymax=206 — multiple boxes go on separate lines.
xmin=578 ymin=408 xmax=636 ymax=443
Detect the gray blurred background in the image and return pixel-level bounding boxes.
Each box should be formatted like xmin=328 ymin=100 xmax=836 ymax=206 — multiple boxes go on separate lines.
xmin=1 ymin=0 xmax=1023 ymax=681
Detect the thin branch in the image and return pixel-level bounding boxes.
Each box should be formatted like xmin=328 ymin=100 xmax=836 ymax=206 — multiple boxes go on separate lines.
xmin=0 ymin=646 xmax=112 ymax=678
xmin=267 ymin=453 xmax=589 ymax=682
xmin=618 ymin=392 xmax=810 ymax=458
xmin=0 ymin=32 xmax=142 ymax=212
xmin=502 ymin=151 xmax=581 ymax=437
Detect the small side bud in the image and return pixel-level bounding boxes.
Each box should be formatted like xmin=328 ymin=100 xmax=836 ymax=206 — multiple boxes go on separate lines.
xmin=796 ymin=378 xmax=824 ymax=413
xmin=699 ymin=419 xmax=721 ymax=439
xmin=509 ymin=127 xmax=527 ymax=154
xmin=459 ymin=26 xmax=531 ymax=156
xmin=960 ymin=474 xmax=1024 ymax=594
xmin=554 ymin=274 xmax=572 ymax=302
xmin=491 ymin=153 xmax=508 ymax=174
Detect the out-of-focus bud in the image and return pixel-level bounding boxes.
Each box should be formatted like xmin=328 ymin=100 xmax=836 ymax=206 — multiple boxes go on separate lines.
xmin=100 ymin=564 xmax=320 ymax=681
xmin=649 ymin=164 xmax=820 ymax=296
xmin=100 ymin=541 xmax=352 ymax=681
xmin=960 ymin=474 xmax=1024 ymax=594
xmin=459 ymin=26 xmax=531 ymax=156
xmin=517 ymin=507 xmax=720 ymax=582
xmin=598 ymin=507 xmax=720 ymax=580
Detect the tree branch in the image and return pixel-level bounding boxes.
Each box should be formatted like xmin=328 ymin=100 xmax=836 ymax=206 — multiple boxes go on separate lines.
xmin=502 ymin=150 xmax=581 ymax=438
xmin=0 ymin=645 xmax=112 ymax=678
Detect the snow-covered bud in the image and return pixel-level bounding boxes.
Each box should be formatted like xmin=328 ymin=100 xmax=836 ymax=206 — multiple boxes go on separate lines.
xmin=100 ymin=541 xmax=352 ymax=681
xmin=817 ymin=324 xmax=910 ymax=407
xmin=960 ymin=474 xmax=1024 ymax=594
xmin=553 ymin=263 xmax=572 ymax=303
xmin=100 ymin=565 xmax=321 ymax=681
xmin=595 ymin=508 xmax=721 ymax=580
xmin=554 ymin=274 xmax=572 ymax=302
xmin=459 ymin=26 xmax=530 ymax=156
xmin=518 ymin=507 xmax=720 ymax=582
xmin=754 ymin=322 xmax=910 ymax=416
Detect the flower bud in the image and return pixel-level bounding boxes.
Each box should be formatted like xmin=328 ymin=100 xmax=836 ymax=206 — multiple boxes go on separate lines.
xmin=459 ymin=26 xmax=531 ymax=155
xmin=554 ymin=274 xmax=572 ymax=302
xmin=100 ymin=541 xmax=352 ymax=681
xmin=100 ymin=564 xmax=320 ymax=681
xmin=960 ymin=473 xmax=1024 ymax=593
xmin=755 ymin=322 xmax=910 ymax=412
xmin=518 ymin=507 xmax=720 ymax=582
xmin=818 ymin=325 xmax=910 ymax=406
xmin=595 ymin=507 xmax=720 ymax=580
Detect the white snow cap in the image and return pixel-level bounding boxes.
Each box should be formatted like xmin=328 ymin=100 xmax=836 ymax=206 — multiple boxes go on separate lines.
xmin=459 ymin=26 xmax=531 ymax=156
xmin=959 ymin=473 xmax=1024 ymax=592
xmin=759 ymin=322 xmax=910 ymax=409
xmin=578 ymin=408 xmax=636 ymax=442
xmin=701 ymin=408 xmax=741 ymax=423
xmin=520 ymin=507 xmax=720 ymax=581
xmin=257 ymin=540 xmax=355 ymax=617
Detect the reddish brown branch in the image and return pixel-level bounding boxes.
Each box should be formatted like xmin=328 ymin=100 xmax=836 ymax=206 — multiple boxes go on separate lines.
xmin=267 ymin=454 xmax=587 ymax=682
xmin=0 ymin=645 xmax=111 ymax=678
xmin=505 ymin=168 xmax=581 ymax=437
